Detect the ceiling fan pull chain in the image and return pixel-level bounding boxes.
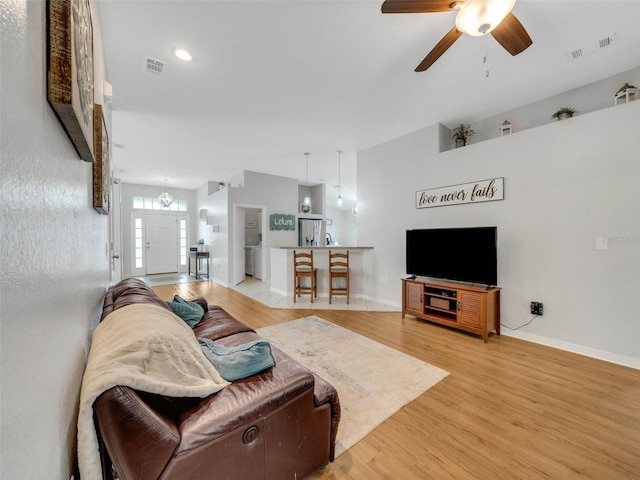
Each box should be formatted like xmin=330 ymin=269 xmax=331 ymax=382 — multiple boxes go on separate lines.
xmin=484 ymin=42 xmax=490 ymax=78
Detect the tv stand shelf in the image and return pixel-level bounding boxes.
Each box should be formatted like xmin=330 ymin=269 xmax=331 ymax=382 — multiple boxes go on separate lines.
xmin=402 ymin=278 xmax=500 ymax=342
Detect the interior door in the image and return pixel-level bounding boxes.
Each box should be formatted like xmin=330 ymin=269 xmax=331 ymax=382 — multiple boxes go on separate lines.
xmin=233 ymin=207 xmax=246 ymax=285
xmin=145 ymin=214 xmax=178 ymax=274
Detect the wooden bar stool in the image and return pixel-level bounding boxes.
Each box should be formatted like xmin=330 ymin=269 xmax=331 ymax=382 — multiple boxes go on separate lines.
xmin=293 ymin=250 xmax=317 ymax=303
xmin=329 ymin=250 xmax=349 ymax=304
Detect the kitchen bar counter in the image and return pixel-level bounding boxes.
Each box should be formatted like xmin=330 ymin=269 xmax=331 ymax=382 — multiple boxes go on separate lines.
xmin=275 ymin=246 xmax=373 ymax=250
xmin=270 ymin=247 xmax=373 ymax=299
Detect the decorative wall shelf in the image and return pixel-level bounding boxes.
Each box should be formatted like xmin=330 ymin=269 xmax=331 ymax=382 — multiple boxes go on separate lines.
xmin=439 ymin=68 xmax=639 ymax=153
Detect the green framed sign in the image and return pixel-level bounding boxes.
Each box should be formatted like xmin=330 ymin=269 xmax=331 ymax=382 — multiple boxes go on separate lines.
xmin=270 ymin=214 xmax=295 ymax=231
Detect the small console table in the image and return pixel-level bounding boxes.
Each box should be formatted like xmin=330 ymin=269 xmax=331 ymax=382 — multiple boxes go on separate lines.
xmin=402 ymin=278 xmax=500 ymax=342
xmin=189 ymin=251 xmax=210 ymax=279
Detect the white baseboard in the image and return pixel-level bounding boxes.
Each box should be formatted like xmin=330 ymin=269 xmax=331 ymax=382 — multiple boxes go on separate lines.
xmin=362 ymin=294 xmax=402 ymax=309
xmin=212 ymin=277 xmax=229 ymax=288
xmin=270 ymin=287 xmax=287 ymax=296
xmin=501 ymin=329 xmax=640 ymax=370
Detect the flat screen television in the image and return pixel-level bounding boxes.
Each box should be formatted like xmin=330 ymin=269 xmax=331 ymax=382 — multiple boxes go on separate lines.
xmin=406 ymin=226 xmax=497 ymax=286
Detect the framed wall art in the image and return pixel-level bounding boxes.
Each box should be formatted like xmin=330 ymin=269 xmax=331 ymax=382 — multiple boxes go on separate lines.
xmin=416 ymin=177 xmax=504 ymax=209
xmin=92 ymin=104 xmax=110 ymax=214
xmin=47 ymin=0 xmax=95 ymax=162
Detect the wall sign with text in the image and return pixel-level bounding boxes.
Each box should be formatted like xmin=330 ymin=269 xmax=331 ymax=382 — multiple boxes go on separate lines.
xmin=416 ymin=177 xmax=504 ymax=209
xmin=270 ymin=214 xmax=295 ymax=230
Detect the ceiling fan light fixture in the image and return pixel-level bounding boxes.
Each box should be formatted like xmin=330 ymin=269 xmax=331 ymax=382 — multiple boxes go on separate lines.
xmin=455 ymin=0 xmax=516 ymax=37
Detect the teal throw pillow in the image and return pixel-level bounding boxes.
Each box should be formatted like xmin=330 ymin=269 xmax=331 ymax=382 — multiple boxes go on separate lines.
xmin=198 ymin=338 xmax=276 ymax=381
xmin=166 ymin=295 xmax=205 ymax=328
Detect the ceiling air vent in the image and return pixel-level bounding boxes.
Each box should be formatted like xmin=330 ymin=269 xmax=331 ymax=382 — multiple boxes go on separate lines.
xmin=143 ymin=56 xmax=166 ymax=75
xmin=567 ymin=33 xmax=616 ymax=61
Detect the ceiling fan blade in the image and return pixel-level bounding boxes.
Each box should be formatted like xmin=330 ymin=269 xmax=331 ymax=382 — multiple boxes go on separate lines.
xmin=490 ymin=12 xmax=533 ymax=56
xmin=381 ymin=0 xmax=455 ymax=14
xmin=415 ymin=26 xmax=463 ymax=72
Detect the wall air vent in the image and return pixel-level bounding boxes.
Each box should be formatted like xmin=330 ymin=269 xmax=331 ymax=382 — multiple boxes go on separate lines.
xmin=567 ymin=33 xmax=616 ymax=61
xmin=143 ymin=56 xmax=166 ymax=75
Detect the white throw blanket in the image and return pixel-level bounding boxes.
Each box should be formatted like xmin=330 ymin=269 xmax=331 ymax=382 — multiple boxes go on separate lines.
xmin=77 ymin=303 xmax=229 ymax=480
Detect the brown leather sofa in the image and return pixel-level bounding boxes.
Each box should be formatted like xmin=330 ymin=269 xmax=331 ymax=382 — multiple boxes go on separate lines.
xmin=93 ymin=278 xmax=340 ymax=480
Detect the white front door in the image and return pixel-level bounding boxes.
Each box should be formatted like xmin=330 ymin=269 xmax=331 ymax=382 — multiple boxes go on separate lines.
xmin=146 ymin=214 xmax=178 ymax=274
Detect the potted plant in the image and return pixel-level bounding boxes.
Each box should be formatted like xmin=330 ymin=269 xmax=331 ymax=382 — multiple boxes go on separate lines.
xmin=452 ymin=123 xmax=475 ymax=147
xmin=551 ymin=107 xmax=577 ymax=121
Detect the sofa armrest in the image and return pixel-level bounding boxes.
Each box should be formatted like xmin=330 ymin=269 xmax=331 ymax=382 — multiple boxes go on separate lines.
xmin=313 ymin=374 xmax=341 ymax=461
xmin=94 ymin=386 xmax=180 ymax=480
xmin=189 ymin=297 xmax=209 ymax=312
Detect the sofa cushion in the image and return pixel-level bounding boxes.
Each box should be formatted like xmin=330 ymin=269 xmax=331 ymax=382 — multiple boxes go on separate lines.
xmin=198 ymin=338 xmax=275 ymax=381
xmin=167 ymin=295 xmax=205 ymax=328
xmin=192 ymin=306 xmax=255 ymax=340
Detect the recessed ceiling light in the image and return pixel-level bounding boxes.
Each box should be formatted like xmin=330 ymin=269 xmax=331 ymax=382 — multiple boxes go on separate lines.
xmin=174 ymin=49 xmax=192 ymax=62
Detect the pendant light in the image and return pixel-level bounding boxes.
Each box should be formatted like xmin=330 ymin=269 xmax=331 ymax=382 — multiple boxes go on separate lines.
xmin=303 ymin=152 xmax=311 ymax=208
xmin=158 ymin=179 xmax=174 ymax=207
xmin=336 ymin=150 xmax=343 ymax=207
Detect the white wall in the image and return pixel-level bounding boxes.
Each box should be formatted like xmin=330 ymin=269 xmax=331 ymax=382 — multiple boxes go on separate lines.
xmin=196 ymin=182 xmax=230 ymax=284
xmin=1 ymin=1 xmax=111 ymax=478
xmin=195 ymin=171 xmax=300 ymax=285
xmin=325 ymin=204 xmax=357 ymax=246
xmin=357 ymin=101 xmax=640 ymax=366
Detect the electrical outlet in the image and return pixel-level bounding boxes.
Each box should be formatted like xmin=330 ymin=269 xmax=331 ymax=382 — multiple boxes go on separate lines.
xmin=530 ymin=301 xmax=544 ymax=316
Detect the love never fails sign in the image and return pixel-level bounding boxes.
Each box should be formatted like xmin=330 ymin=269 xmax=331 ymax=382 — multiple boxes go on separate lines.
xmin=416 ymin=177 xmax=504 ymax=209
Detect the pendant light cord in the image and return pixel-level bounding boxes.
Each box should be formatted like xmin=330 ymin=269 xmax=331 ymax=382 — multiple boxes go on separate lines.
xmin=337 ymin=150 xmax=343 ymax=206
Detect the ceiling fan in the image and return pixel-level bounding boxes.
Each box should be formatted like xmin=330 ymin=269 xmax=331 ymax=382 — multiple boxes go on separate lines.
xmin=381 ymin=0 xmax=532 ymax=72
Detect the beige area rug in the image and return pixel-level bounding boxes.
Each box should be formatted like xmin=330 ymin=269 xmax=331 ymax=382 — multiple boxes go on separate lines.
xmin=135 ymin=273 xmax=208 ymax=286
xmin=256 ymin=316 xmax=449 ymax=457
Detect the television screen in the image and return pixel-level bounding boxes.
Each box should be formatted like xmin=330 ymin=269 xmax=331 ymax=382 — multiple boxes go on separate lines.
xmin=406 ymin=227 xmax=497 ymax=286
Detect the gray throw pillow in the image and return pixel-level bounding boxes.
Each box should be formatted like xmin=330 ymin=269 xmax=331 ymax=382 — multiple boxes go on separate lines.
xmin=198 ymin=338 xmax=276 ymax=381
xmin=166 ymin=295 xmax=205 ymax=328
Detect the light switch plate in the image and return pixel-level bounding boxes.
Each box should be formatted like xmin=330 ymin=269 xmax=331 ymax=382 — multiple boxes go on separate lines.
xmin=595 ymin=237 xmax=609 ymax=250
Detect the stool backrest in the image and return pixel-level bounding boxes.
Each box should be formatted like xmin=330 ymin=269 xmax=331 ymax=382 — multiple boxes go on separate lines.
xmin=329 ymin=250 xmax=349 ymax=270
xmin=294 ymin=250 xmax=314 ymax=271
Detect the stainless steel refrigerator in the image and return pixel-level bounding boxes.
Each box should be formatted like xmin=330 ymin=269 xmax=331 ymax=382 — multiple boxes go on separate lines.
xmin=298 ymin=218 xmax=325 ymax=246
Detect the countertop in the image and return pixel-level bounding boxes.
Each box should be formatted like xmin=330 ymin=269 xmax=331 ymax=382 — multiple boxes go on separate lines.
xmin=273 ymin=246 xmax=374 ymax=250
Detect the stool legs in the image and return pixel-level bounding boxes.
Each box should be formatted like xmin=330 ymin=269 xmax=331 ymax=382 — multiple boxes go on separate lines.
xmin=329 ymin=250 xmax=350 ymax=304
xmin=293 ymin=250 xmax=317 ymax=303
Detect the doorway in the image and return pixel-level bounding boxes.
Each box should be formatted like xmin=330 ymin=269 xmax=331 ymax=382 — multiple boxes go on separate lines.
xmin=232 ymin=204 xmax=267 ymax=286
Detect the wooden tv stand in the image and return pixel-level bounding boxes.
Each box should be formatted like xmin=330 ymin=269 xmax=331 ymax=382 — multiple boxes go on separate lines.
xmin=402 ymin=278 xmax=501 ymax=342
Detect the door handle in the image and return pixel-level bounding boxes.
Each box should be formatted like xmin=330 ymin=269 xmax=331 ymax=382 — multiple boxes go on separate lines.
xmin=112 ymin=255 xmax=120 ymax=259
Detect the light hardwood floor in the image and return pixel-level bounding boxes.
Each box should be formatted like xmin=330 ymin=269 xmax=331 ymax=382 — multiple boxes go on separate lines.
xmin=152 ymin=281 xmax=640 ymax=480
